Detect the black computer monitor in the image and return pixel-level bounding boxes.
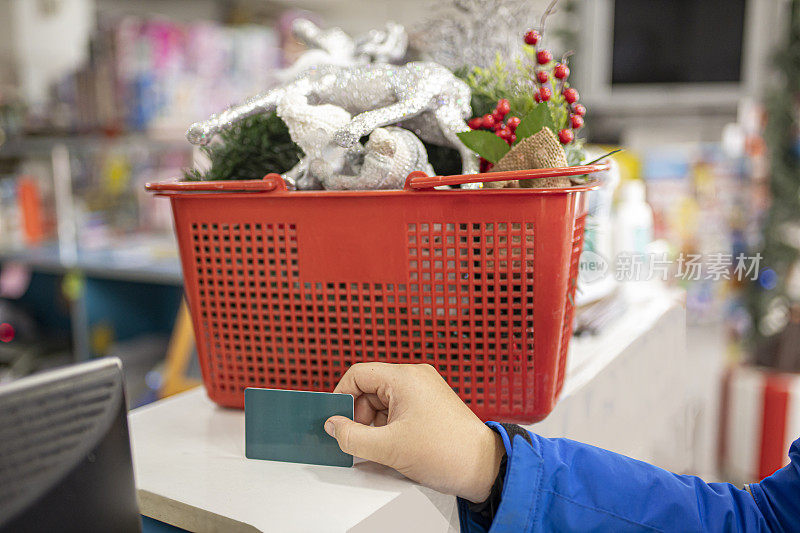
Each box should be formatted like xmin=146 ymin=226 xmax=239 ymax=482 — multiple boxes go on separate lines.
xmin=0 ymin=358 xmax=141 ymax=532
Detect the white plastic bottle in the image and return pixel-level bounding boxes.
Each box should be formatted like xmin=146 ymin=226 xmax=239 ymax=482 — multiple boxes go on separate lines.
xmin=613 ymin=180 xmax=654 ymax=258
xmin=576 ymin=155 xmax=620 ymax=306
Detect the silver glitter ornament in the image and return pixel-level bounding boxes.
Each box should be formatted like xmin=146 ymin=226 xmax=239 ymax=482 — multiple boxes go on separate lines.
xmin=279 ymin=19 xmax=357 ymax=83
xmin=324 ymin=127 xmax=435 ymax=190
xmin=413 ymin=0 xmax=539 ymax=71
xmin=276 ymin=93 xmax=351 ymax=189
xmin=355 ymin=22 xmax=408 ymax=64
xmin=277 ymin=94 xmax=433 ymax=190
xmin=187 ymin=61 xmax=479 ymax=175
xmin=281 ymin=19 xmax=409 ymax=83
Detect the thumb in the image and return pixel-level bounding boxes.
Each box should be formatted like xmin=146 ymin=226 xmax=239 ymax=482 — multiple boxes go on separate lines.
xmin=324 ymin=416 xmax=393 ymax=465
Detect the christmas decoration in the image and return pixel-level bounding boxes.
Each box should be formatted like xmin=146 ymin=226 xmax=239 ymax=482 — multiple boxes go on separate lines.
xmin=278 ymin=19 xmax=357 ymax=83
xmin=558 ymin=128 xmax=574 ymax=144
xmin=537 ymin=70 xmax=549 ymax=84
xmin=275 ymin=93 xmax=353 ymax=189
xmin=563 ymin=87 xmax=579 ymax=104
xmin=719 ymin=365 xmax=800 ymax=482
xmin=413 ymin=0 xmax=540 ymax=71
xmin=279 ymin=19 xmax=408 ymax=82
xmin=183 ymin=2 xmax=590 ymax=190
xmin=185 ymin=18 xmax=407 ymax=185
xmin=490 ymin=127 xmax=572 ymax=188
xmin=323 ymin=127 xmax=434 ymax=190
xmin=456 ymin=0 xmax=587 ymax=177
xmin=524 ymin=30 xmax=541 ymax=46
xmin=183 ymin=112 xmax=301 ymax=181
xmin=746 ymin=2 xmax=800 ymax=373
xmin=186 ymin=61 xmax=478 ymax=176
xmin=355 ymin=22 xmax=409 ymax=64
xmin=274 ymin=93 xmax=434 ymax=190
xmin=184 ymin=16 xmax=450 ymax=189
xmin=553 ymin=63 xmax=569 ymax=79
xmin=455 ymin=0 xmax=589 ymax=190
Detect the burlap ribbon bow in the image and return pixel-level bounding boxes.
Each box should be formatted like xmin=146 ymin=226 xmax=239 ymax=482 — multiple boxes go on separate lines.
xmin=485 ymin=127 xmax=571 ymax=188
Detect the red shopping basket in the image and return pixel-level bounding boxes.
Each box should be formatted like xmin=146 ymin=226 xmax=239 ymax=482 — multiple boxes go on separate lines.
xmin=147 ymin=164 xmax=606 ymax=423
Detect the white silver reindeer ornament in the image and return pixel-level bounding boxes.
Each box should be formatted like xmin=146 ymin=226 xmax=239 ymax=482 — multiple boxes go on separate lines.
xmin=277 ymin=94 xmax=434 ymax=190
xmin=187 ymin=62 xmax=479 ymax=176
xmin=275 ymin=94 xmax=352 ymax=189
xmin=325 ymin=127 xmax=435 ymax=190
xmin=279 ymin=19 xmax=408 ymax=82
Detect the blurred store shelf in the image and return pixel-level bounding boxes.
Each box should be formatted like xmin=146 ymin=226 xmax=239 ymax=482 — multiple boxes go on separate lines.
xmin=0 ymin=240 xmax=182 ymax=285
xmin=0 ymin=133 xmax=189 ymax=158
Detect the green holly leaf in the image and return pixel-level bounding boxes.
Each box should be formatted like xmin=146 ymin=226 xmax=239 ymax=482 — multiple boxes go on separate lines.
xmin=456 ymin=130 xmax=512 ymax=164
xmin=514 ymin=104 xmax=558 ymax=143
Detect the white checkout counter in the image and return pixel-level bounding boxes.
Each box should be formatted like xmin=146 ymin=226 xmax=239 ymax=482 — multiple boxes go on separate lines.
xmin=130 ymin=287 xmax=694 ymax=532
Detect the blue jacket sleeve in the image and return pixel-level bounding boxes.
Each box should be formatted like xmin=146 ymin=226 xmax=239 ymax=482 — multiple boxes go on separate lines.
xmin=748 ymin=437 xmax=800 ymax=531
xmin=458 ymin=423 xmax=800 ymax=532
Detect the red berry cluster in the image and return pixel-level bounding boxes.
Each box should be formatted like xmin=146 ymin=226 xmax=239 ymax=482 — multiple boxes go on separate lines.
xmin=523 ymin=29 xmax=586 ymax=145
xmin=468 ymin=98 xmax=522 ymax=172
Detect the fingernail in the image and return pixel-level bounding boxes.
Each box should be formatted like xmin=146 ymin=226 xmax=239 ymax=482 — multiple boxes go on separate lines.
xmin=324 ymin=421 xmax=335 ymax=437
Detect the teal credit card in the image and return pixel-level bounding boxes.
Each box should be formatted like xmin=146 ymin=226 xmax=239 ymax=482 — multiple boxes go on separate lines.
xmin=244 ymin=388 xmax=354 ymax=467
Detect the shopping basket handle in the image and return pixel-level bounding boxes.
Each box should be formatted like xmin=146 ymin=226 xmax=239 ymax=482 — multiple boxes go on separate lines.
xmin=403 ymin=162 xmax=610 ymax=190
xmin=145 ymin=173 xmax=288 ymax=193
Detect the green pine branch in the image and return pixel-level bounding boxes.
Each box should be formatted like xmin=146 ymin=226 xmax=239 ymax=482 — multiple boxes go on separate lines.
xmin=182 ymin=112 xmax=302 ymax=181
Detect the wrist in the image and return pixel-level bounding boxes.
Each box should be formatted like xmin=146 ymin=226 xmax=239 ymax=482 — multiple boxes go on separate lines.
xmin=460 ymin=426 xmax=505 ymax=503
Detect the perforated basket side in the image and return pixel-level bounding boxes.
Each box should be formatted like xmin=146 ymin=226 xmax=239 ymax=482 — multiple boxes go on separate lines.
xmin=168 ymin=187 xmax=590 ymax=423
xmin=184 ymin=219 xmax=537 ymax=419
xmin=556 ymin=214 xmax=587 ymax=394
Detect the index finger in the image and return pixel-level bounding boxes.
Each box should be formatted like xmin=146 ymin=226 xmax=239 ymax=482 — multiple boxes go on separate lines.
xmin=333 ymin=362 xmax=398 ymax=399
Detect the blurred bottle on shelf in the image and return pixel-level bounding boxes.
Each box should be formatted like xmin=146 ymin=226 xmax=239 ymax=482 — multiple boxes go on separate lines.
xmin=613 ymin=180 xmax=654 ymax=257
xmin=576 ymin=149 xmax=620 ymax=307
xmin=0 ymin=179 xmax=22 ymax=250
xmin=16 ymin=176 xmax=49 ymax=246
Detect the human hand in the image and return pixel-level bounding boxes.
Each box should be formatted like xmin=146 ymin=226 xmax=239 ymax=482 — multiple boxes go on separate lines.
xmin=324 ymin=363 xmax=504 ymax=503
